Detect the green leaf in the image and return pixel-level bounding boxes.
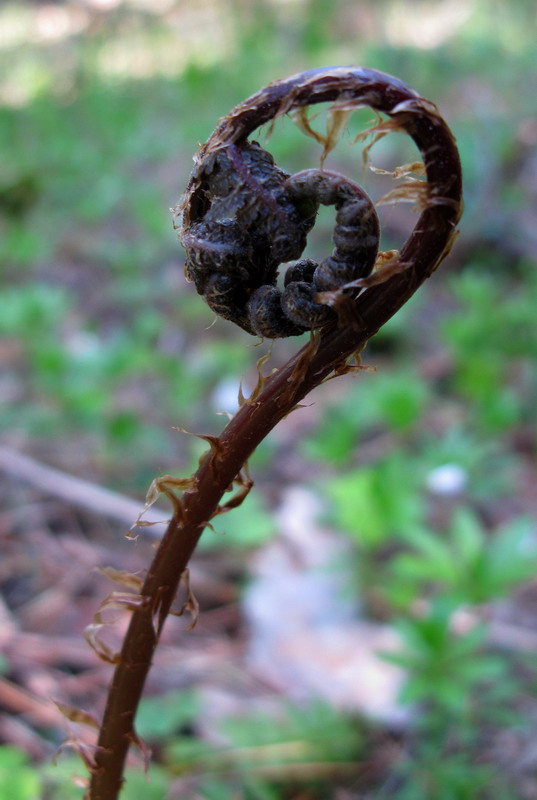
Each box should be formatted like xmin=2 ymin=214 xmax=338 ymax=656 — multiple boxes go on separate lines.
xmin=449 ymin=507 xmax=485 ymax=566
xmin=326 ymin=468 xmax=388 ymax=546
xmin=136 ymin=690 xmax=200 ymax=740
xmin=0 ymin=747 xmax=41 ymax=800
xmin=371 ymin=371 xmax=430 ymax=430
xmin=325 ymin=454 xmax=423 ymax=548
xmin=396 ymin=527 xmax=459 ymax=584
xmin=202 ymin=492 xmax=275 ymax=549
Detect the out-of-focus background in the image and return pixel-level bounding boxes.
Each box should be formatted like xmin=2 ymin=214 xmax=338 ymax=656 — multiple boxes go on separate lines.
xmin=1 ymin=1 xmax=536 ymax=797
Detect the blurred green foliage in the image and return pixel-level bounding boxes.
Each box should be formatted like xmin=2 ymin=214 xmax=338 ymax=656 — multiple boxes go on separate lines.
xmin=1 ymin=0 xmax=536 ymax=797
xmin=0 ymin=747 xmax=40 ymax=800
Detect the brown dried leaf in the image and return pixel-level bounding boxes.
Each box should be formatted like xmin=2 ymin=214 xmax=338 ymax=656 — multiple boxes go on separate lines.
xmin=375 ymin=249 xmax=400 ymax=268
xmin=238 ymin=381 xmax=248 ymax=408
xmin=243 ymin=344 xmax=275 ymax=406
xmin=320 ymin=250 xmax=403 ymax=293
xmin=126 ymin=517 xmax=169 ymax=541
xmin=175 ymin=427 xmax=222 ymax=453
xmin=291 ymin=106 xmax=351 ymax=167
xmin=354 ymin=112 xmax=407 ymax=167
xmin=340 ymin=251 xmax=409 ymax=290
xmin=287 ymin=331 xmax=320 ymax=394
xmin=132 ymin=472 xmax=196 ymax=527
xmin=95 ymin=591 xmax=148 ymax=617
xmin=322 ymin=107 xmax=352 ymax=165
xmin=314 ymin=289 xmax=368 ymax=331
xmin=54 ymin=736 xmax=101 ymax=772
xmin=325 ymin=347 xmax=370 ymax=381
xmin=169 ymin=569 xmax=199 ymax=631
xmin=214 ymin=468 xmax=254 ymax=517
xmin=376 ymin=178 xmax=431 ymax=210
xmin=84 ymin=623 xmax=121 ymax=665
xmin=175 ymin=427 xmax=226 ymax=469
xmin=151 ymin=472 xmax=198 ymax=495
xmin=84 ymin=592 xmax=148 ymax=664
xmin=127 ymin=728 xmax=152 ymax=773
xmin=392 ymin=96 xmax=442 ymax=120
xmin=128 ymin=478 xmax=171 ymax=537
xmin=54 ymin=701 xmax=100 ymax=730
xmin=370 ymin=160 xmax=425 ymax=179
xmin=291 ymin=107 xmax=325 ymax=145
xmin=330 ymin=364 xmax=365 ymax=379
xmin=97 ymin=567 xmax=144 ymax=591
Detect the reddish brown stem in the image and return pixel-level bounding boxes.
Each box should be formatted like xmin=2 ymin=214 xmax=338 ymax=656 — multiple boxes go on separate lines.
xmin=89 ymin=67 xmax=462 ymax=799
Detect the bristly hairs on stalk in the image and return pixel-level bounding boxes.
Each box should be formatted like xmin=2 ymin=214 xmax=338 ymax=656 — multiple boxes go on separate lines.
xmin=72 ymin=67 xmax=463 ymax=799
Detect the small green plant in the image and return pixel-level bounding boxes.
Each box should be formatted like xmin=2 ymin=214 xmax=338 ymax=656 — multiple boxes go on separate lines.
xmin=325 ymin=452 xmax=425 ymax=549
xmin=302 ymin=367 xmax=431 ymax=464
xmin=0 ymin=747 xmax=41 ymax=800
xmin=441 ymin=269 xmax=537 ymax=431
xmin=324 ymin=448 xmax=537 ymax=798
xmin=387 ymin=599 xmax=505 ymax=713
xmin=391 ymin=510 xmax=537 ymax=605
xmin=382 ymin=599 xmax=521 ymax=800
xmin=161 ymin=700 xmax=364 ymax=800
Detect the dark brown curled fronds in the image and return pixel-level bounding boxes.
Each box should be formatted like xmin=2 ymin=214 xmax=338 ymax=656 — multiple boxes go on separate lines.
xmin=284 ymin=169 xmax=380 ymax=288
xmin=178 ymin=139 xmax=382 ymax=337
xmin=177 ymin=66 xmax=461 ymax=340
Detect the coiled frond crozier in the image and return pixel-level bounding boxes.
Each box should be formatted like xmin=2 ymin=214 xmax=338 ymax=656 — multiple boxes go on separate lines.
xmin=89 ymin=68 xmax=462 ymax=800
xmin=177 ymin=66 xmax=462 ymax=341
xmin=178 ymin=142 xmax=380 ymax=337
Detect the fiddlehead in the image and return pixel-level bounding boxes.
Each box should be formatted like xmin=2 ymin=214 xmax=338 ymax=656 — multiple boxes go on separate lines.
xmin=89 ymin=68 xmax=462 ymax=800
xmin=178 ymin=142 xmax=380 ymax=337
xmin=177 ymin=66 xmax=462 ymax=342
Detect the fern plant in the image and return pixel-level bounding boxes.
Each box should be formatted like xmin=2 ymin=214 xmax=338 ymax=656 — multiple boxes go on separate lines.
xmin=81 ymin=66 xmax=462 ymax=799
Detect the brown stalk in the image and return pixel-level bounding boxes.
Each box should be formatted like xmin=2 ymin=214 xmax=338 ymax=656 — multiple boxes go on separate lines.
xmin=88 ymin=67 xmax=462 ymax=799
